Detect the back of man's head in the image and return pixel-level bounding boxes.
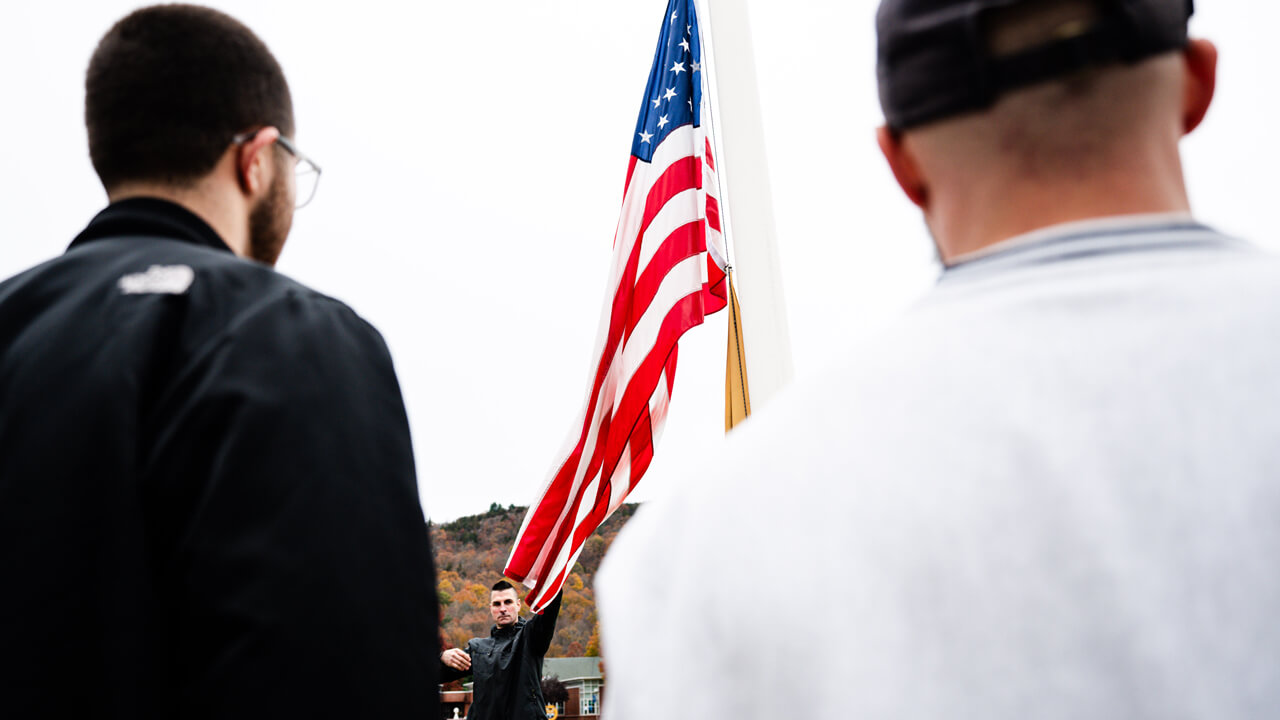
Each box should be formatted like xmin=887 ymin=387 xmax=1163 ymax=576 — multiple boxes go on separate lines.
xmin=86 ymin=4 xmax=294 ymax=193
xmin=874 ymin=0 xmax=1213 ymax=260
xmin=876 ymin=0 xmax=1194 ymax=132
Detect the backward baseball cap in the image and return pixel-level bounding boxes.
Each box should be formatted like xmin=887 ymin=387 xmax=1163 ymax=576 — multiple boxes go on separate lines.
xmin=877 ymin=0 xmax=1194 ymax=130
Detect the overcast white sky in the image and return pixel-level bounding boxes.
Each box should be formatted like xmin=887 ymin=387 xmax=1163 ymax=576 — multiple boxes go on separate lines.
xmin=2 ymin=2 xmax=1276 ymax=522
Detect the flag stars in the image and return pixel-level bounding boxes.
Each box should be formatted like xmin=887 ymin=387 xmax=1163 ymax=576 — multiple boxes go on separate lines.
xmin=671 ymin=11 xmax=678 ymax=23
xmin=639 ymin=130 xmax=654 ymax=144
xmin=671 ymin=61 xmax=686 ymax=76
xmin=679 ymin=38 xmax=690 ymax=53
xmin=657 ymin=114 xmax=670 ymax=129
xmin=652 ymin=97 xmax=662 ymax=109
xmin=691 ymin=60 xmax=701 ymax=73
xmin=663 ymin=87 xmax=678 ymax=101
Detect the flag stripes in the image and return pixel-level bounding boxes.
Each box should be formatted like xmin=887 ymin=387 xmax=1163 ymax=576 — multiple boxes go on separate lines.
xmin=506 ymin=0 xmax=727 ymax=612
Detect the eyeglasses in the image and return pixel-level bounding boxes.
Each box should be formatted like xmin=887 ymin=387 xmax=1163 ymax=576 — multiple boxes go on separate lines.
xmin=275 ymin=135 xmax=322 ymax=209
xmin=231 ymin=129 xmax=323 ymax=208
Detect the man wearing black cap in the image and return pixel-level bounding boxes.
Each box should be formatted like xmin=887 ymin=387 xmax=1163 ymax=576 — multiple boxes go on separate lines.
xmin=597 ymin=1 xmax=1280 ymax=717
xmin=0 ymin=6 xmax=438 ymax=718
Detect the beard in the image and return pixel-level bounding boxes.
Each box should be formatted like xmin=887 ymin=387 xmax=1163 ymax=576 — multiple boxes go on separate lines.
xmin=247 ymin=161 xmax=293 ymax=266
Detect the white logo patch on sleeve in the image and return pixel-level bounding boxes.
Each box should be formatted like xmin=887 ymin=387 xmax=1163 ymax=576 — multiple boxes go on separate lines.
xmin=118 ymin=265 xmax=196 ymax=295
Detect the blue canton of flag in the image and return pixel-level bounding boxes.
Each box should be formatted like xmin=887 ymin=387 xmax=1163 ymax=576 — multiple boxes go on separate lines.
xmin=632 ymin=0 xmax=704 ymax=162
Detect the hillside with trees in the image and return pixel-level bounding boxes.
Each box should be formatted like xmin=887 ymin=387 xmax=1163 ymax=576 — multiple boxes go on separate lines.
xmin=431 ymin=503 xmax=638 ymax=658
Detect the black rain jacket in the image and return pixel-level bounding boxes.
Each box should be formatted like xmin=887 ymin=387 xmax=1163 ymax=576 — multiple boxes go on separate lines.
xmin=442 ymin=592 xmax=562 ymax=720
xmin=0 ymin=198 xmax=439 ymax=719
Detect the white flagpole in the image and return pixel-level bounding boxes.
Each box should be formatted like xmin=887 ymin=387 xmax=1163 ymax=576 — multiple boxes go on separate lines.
xmin=700 ymin=0 xmax=794 ymax=413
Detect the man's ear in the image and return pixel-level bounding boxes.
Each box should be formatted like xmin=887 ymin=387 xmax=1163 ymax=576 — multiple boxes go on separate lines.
xmin=1181 ymin=38 xmax=1217 ymax=135
xmin=236 ymin=126 xmax=281 ymax=196
xmin=876 ymin=125 xmax=929 ymax=209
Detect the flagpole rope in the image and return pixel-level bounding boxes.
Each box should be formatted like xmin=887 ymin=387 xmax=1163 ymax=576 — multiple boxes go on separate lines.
xmin=698 ymin=0 xmax=735 ymax=271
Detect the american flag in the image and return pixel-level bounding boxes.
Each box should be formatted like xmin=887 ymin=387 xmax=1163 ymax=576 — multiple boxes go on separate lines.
xmin=505 ymin=0 xmax=728 ymax=612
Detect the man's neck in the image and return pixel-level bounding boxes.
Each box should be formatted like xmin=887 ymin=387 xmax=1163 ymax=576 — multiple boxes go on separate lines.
xmin=929 ymin=163 xmax=1191 ymax=264
xmin=108 ymin=181 xmax=250 ymax=258
xmin=926 ymin=139 xmax=1192 ymax=262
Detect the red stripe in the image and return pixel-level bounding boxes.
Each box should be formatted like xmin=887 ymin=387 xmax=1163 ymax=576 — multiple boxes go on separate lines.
xmin=512 ymin=154 xmax=706 ymax=576
xmin=706 ymin=194 xmax=721 ymax=233
xmin=521 ymin=292 xmax=704 ymax=600
xmin=704 ymin=259 xmax=727 ymax=314
xmin=507 ymin=55 xmax=734 ymax=610
xmin=618 ymin=155 xmax=640 ymax=212
xmin=519 ymin=367 xmax=621 ymax=588
xmin=638 ymin=156 xmax=701 ymax=240
xmin=526 ymin=416 xmax=627 ymax=609
xmin=628 ymin=432 xmax=655 ymax=492
xmin=598 ymin=291 xmax=704 ymax=495
xmin=507 ymin=227 xmax=719 ymax=599
xmin=505 ymin=210 xmax=646 ymax=579
xmin=531 ymin=406 xmax=656 ymax=611
xmin=627 ymin=220 xmax=704 ymax=338
xmin=664 ymin=345 xmax=679 ymax=397
xmin=564 ymin=408 xmax=658 ymax=588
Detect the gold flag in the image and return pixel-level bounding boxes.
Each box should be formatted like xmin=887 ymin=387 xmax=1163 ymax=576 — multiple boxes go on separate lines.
xmin=725 ymin=270 xmax=752 ymax=432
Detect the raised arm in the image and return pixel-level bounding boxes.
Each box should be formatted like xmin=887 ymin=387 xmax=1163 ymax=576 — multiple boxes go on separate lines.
xmin=524 ymin=590 xmax=564 ymax=657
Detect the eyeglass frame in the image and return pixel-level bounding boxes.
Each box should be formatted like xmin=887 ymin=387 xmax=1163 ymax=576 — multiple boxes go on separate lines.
xmin=230 ymin=128 xmax=323 ymax=208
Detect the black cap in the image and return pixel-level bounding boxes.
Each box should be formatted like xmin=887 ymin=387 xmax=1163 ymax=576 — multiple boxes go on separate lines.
xmin=877 ymin=0 xmax=1194 ymax=130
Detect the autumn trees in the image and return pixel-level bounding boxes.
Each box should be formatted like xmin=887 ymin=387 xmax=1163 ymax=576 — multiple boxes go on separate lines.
xmin=432 ymin=504 xmax=637 ymax=658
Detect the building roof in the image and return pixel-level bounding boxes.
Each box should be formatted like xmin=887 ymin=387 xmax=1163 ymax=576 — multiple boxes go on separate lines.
xmin=543 ymin=657 xmax=603 ymax=682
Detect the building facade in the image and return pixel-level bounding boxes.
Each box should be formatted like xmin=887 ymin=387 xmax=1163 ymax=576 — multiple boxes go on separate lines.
xmin=438 ymin=656 xmax=604 ymax=720
xmin=543 ymin=657 xmax=605 ymax=718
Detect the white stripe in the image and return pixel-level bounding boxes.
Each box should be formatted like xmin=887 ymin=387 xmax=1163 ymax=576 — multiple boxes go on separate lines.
xmin=702 ymin=153 xmax=719 ymax=191
xmin=532 ymin=259 xmax=701 ymax=583
xmin=644 ymin=124 xmax=698 ymax=178
xmin=615 ymin=253 xmax=704 ymax=405
xmin=637 ymin=188 xmax=700 ymax=272
xmin=706 ymin=226 xmax=728 ymax=272
xmin=701 ymin=138 xmax=728 ymax=271
xmin=648 ymin=369 xmax=672 ymax=456
xmin=534 ymin=472 xmax=606 ymax=608
xmin=511 ymin=124 xmax=709 ymax=603
xmin=610 ymin=182 xmax=648 ymax=279
xmin=606 ymin=448 xmax=632 ymax=531
xmin=536 ymin=450 xmax=631 ymax=610
xmin=518 ymin=130 xmax=702 ymax=573
xmin=511 ymin=181 xmax=640 ymax=576
xmin=608 ymin=124 xmax=700 ymax=290
xmin=521 ymin=338 xmax=621 ymax=581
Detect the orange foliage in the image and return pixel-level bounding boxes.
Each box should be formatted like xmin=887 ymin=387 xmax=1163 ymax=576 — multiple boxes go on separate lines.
xmin=430 ymin=503 xmax=638 ymax=657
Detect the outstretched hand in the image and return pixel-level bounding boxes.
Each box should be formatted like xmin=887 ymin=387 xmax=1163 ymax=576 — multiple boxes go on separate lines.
xmin=442 ymin=648 xmax=471 ymax=672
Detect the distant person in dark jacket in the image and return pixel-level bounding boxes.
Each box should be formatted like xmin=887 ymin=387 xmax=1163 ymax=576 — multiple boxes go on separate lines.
xmin=441 ymin=581 xmax=563 ymax=720
xmin=0 ymin=5 xmax=438 ymax=718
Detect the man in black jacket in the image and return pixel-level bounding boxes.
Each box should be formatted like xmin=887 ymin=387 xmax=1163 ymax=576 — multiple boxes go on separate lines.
xmin=0 ymin=6 xmax=438 ymax=718
xmin=441 ymin=581 xmax=563 ymax=720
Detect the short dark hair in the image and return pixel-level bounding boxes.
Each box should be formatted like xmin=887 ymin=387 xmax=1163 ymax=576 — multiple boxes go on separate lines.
xmin=491 ymin=580 xmax=517 ymax=594
xmin=85 ymin=5 xmax=295 ymax=191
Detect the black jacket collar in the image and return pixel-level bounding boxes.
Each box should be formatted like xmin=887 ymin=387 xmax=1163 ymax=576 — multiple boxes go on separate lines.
xmin=491 ymin=619 xmax=526 ymax=638
xmin=69 ymin=197 xmax=233 ymax=255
